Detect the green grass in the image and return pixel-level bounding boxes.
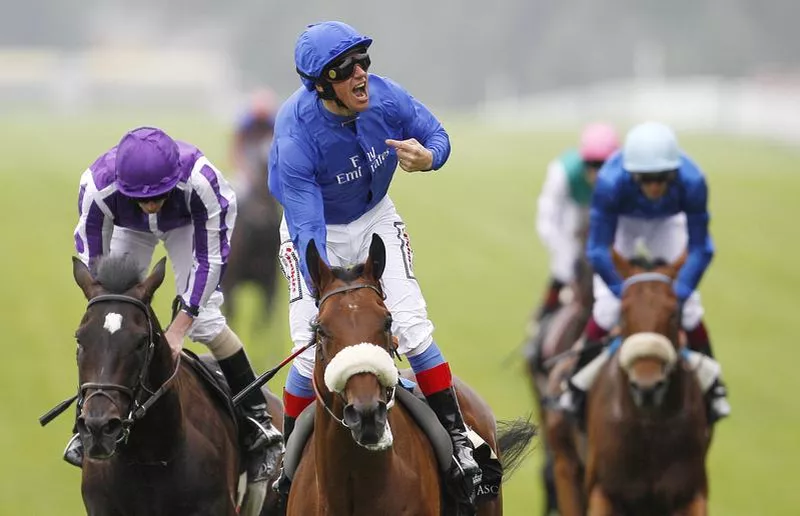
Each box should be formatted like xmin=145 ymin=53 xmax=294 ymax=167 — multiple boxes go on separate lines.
xmin=3 ymin=114 xmax=799 ymax=514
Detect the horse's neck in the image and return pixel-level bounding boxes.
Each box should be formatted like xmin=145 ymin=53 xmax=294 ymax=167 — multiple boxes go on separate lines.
xmin=313 ymin=399 xmax=395 ymax=501
xmin=122 ymin=344 xmax=184 ymax=464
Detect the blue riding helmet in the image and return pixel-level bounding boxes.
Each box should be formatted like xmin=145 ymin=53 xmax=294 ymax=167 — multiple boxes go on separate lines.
xmin=294 ymin=21 xmax=373 ymax=91
xmin=115 ymin=127 xmax=181 ymax=198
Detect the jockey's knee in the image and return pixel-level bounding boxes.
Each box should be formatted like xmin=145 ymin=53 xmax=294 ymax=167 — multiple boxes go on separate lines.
xmin=680 ymin=299 xmax=705 ymax=332
xmin=188 ymin=314 xmax=228 ymax=345
xmin=590 ymin=302 xmax=617 ymax=335
xmin=290 ymin=349 xmax=316 ymax=379
xmin=394 ymin=319 xmax=434 ymax=357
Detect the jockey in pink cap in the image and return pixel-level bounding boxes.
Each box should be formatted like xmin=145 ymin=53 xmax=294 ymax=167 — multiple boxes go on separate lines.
xmin=533 ymin=123 xmax=620 ymax=322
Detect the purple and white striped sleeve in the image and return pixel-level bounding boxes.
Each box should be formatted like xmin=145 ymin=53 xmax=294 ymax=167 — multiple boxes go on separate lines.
xmin=181 ymin=157 xmax=237 ymax=312
xmin=74 ymin=169 xmax=114 ymax=266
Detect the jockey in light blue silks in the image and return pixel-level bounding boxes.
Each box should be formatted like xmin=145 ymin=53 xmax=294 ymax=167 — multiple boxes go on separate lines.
xmin=267 ymin=21 xmax=482 ymax=507
xmin=560 ymin=122 xmax=731 ymax=426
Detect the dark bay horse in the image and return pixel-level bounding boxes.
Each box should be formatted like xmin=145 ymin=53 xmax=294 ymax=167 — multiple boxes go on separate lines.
xmin=70 ymin=255 xmax=284 ymax=516
xmin=288 ymin=235 xmax=535 ymax=515
xmin=548 ymin=252 xmax=710 ymax=515
xmin=221 ymin=178 xmax=283 ymax=327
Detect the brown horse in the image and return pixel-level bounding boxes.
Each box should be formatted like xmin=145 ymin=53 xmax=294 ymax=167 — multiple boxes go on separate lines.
xmin=69 ymin=255 xmax=284 ymax=516
xmin=287 ymin=235 xmax=535 ymax=515
xmin=526 ymin=213 xmax=593 ymax=515
xmin=547 ymin=252 xmax=710 ymax=515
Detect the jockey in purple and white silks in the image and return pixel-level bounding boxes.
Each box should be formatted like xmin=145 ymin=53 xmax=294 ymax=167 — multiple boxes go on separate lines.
xmin=67 ymin=127 xmax=284 ymax=479
xmin=560 ymin=122 xmax=731 ymax=426
xmin=268 ymin=21 xmax=482 ymax=505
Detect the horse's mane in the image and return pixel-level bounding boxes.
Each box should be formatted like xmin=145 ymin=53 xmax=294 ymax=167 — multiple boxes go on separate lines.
xmin=92 ymin=255 xmax=144 ymax=294
xmin=330 ymin=264 xmax=366 ymax=284
xmin=628 ymin=256 xmax=668 ymax=271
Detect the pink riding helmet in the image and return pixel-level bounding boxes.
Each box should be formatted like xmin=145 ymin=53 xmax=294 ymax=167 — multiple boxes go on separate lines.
xmin=579 ymin=123 xmax=620 ymax=162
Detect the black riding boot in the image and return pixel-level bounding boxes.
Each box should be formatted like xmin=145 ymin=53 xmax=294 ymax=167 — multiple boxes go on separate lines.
xmin=688 ymin=336 xmax=731 ymax=424
xmin=272 ymin=415 xmax=296 ymax=506
xmin=536 ymin=278 xmax=565 ymax=322
xmin=562 ymin=339 xmax=604 ymax=429
xmin=218 ymin=349 xmax=284 ymax=481
xmin=63 ymin=399 xmax=83 ymax=468
xmin=426 ymin=387 xmax=483 ymax=506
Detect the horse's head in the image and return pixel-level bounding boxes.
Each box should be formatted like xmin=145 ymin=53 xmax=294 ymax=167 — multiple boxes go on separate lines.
xmin=72 ymin=255 xmax=167 ymax=459
xmin=612 ymin=250 xmax=686 ymax=410
xmin=306 ymin=234 xmax=398 ymax=450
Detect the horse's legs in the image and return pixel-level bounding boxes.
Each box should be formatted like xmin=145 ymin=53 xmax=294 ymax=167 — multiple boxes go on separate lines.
xmin=586 ymin=486 xmax=614 ymax=516
xmin=678 ymin=494 xmax=708 ymax=516
xmin=551 ymin=449 xmax=584 ymax=516
xmin=542 ymin=449 xmax=558 ymax=515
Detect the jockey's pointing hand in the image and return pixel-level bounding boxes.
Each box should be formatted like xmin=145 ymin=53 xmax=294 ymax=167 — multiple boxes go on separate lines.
xmin=385 ymin=138 xmax=433 ymax=172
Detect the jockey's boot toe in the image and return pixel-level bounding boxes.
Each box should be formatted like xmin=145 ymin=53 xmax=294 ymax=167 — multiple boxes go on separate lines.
xmin=707 ymin=380 xmax=731 ymax=424
xmin=63 ymin=433 xmax=83 ymax=468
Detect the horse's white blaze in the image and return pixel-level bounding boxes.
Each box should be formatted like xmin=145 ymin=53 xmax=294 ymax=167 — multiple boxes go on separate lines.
xmin=103 ymin=313 xmax=123 ymax=334
xmin=324 ymin=342 xmax=398 ymax=393
xmin=618 ymin=332 xmax=677 ymax=372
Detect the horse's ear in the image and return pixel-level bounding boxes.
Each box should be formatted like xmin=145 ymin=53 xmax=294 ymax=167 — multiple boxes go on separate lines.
xmin=663 ymin=250 xmax=688 ymax=279
xmin=305 ymin=239 xmax=334 ymax=294
xmin=364 ymin=234 xmax=386 ymax=282
xmin=73 ymin=256 xmax=100 ymax=300
xmin=611 ymin=248 xmax=633 ymax=279
xmin=139 ymin=257 xmax=167 ymax=303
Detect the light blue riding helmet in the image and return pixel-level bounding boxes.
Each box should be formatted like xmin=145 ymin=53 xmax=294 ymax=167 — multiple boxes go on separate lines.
xmin=622 ymin=122 xmax=681 ymax=173
xmin=294 ymin=21 xmax=373 ymax=92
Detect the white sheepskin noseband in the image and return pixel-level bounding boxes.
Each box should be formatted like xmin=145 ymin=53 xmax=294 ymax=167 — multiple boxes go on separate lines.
xmin=618 ymin=332 xmax=677 ymax=372
xmin=324 ymin=343 xmax=399 ymax=393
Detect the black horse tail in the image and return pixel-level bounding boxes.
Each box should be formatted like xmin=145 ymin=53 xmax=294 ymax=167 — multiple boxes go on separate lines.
xmin=497 ymin=415 xmax=537 ymax=483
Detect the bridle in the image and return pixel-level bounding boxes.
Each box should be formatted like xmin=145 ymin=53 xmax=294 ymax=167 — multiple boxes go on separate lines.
xmin=311 ymin=283 xmax=398 ymax=429
xmin=79 ymin=294 xmax=180 ymax=444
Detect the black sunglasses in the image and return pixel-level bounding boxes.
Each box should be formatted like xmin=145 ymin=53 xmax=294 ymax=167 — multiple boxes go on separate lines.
xmin=324 ymin=51 xmax=371 ymax=82
xmin=632 ymin=170 xmax=677 ymax=184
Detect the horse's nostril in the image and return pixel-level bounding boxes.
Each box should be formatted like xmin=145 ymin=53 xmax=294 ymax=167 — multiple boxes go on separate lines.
xmin=343 ymin=404 xmax=359 ymax=427
xmin=104 ymin=418 xmax=123 ymax=436
xmin=76 ymin=418 xmax=88 ymax=434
